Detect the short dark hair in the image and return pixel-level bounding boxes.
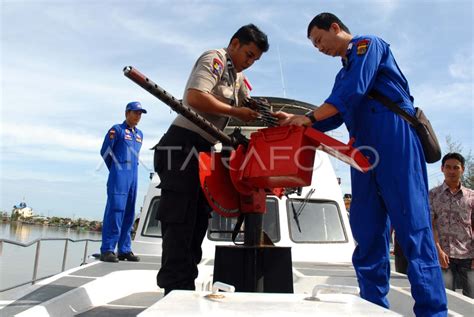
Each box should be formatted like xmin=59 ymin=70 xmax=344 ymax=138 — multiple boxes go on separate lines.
xmin=307 ymin=12 xmax=351 ymax=38
xmin=442 ymin=152 xmax=465 ymax=167
xmin=230 ymin=24 xmax=269 ymax=52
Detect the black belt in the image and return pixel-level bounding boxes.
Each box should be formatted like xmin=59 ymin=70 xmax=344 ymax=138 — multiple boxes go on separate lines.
xmin=166 ymin=125 xmax=213 ymax=152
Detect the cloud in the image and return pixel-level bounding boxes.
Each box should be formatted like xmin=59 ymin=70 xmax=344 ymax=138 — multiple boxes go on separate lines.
xmin=414 ymin=82 xmax=473 ymax=114
xmin=0 ymin=122 xmax=155 ymax=168
xmin=449 ymin=52 xmax=473 ymax=80
xmin=2 ymin=122 xmax=101 ymax=151
xmin=348 ymin=0 xmax=401 ymax=32
xmin=109 ymin=7 xmax=213 ymax=56
xmin=371 ymin=0 xmax=400 ymax=18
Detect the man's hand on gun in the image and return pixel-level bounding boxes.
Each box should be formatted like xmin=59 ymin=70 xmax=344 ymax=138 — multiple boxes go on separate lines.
xmin=273 ymin=112 xmax=310 ymax=127
xmin=241 ymin=97 xmax=313 ymax=127
xmin=243 ymin=98 xmax=279 ymax=127
xmin=275 ymin=103 xmax=338 ymax=126
xmin=231 ymin=106 xmax=260 ymax=122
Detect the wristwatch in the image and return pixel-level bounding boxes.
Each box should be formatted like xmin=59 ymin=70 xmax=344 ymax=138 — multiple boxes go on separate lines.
xmin=304 ymin=110 xmax=317 ymax=124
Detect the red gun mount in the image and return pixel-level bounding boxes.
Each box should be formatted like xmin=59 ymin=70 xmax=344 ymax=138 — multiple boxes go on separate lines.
xmin=200 ymin=125 xmax=370 ymax=293
xmin=200 ymin=124 xmax=370 ymax=222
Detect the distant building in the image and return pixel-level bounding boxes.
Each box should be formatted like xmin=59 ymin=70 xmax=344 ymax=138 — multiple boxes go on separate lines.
xmin=12 ymin=202 xmax=34 ymax=218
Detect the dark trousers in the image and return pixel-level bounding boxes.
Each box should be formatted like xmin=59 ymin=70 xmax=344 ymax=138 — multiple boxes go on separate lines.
xmin=394 ymin=236 xmax=408 ymax=274
xmin=154 ymin=125 xmax=213 ymax=294
xmin=394 ymin=252 xmax=409 ymax=275
xmin=156 ymin=189 xmax=210 ymax=294
xmin=442 ymin=258 xmax=473 ymax=298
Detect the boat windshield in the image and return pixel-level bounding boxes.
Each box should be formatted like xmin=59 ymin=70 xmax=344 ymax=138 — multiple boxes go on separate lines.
xmin=207 ymin=198 xmax=280 ymax=242
xmin=286 ymin=199 xmax=347 ymax=243
xmin=140 ymin=197 xmax=280 ymax=242
xmin=141 ymin=196 xmax=162 ymax=237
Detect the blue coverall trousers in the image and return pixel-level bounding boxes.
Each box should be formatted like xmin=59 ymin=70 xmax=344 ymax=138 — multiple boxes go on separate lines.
xmin=100 ymin=182 xmax=137 ymax=254
xmin=350 ymin=168 xmax=447 ymax=316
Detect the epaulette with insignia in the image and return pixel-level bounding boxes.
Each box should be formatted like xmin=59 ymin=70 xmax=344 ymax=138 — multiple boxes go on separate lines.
xmin=356 ymin=39 xmax=370 ymax=55
xmin=211 ymin=58 xmax=223 ymax=76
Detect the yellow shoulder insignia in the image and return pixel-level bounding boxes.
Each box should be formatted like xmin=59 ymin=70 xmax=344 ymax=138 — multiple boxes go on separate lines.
xmin=356 ymin=39 xmax=370 ymax=55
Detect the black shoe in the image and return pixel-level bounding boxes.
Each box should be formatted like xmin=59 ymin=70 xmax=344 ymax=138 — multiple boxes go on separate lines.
xmin=117 ymin=252 xmax=140 ymax=262
xmin=100 ymin=251 xmax=119 ymax=263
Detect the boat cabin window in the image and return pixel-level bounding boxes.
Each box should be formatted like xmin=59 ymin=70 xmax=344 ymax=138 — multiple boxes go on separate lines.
xmin=207 ymin=198 xmax=280 ymax=242
xmin=286 ymin=199 xmax=347 ymax=243
xmin=141 ymin=197 xmax=162 ymax=237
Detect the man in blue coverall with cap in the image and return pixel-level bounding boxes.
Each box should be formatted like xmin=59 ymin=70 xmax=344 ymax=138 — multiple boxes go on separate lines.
xmin=99 ymin=101 xmax=146 ymax=263
xmin=276 ymin=13 xmax=447 ymax=316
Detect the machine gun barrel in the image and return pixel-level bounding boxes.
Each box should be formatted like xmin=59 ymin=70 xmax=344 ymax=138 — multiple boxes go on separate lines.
xmin=123 ymin=66 xmax=236 ymax=146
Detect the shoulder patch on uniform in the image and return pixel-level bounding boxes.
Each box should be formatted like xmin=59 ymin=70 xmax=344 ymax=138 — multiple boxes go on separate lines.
xmin=211 ymin=58 xmax=224 ymax=76
xmin=356 ymin=39 xmax=370 ymax=55
xmin=108 ymin=129 xmax=116 ymax=139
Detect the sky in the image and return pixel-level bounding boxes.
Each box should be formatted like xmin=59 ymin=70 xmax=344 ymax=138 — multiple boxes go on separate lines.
xmin=1 ymin=0 xmax=473 ymax=221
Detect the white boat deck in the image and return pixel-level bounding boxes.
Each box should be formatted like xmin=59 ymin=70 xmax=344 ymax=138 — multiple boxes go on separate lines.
xmin=1 ymin=255 xmax=472 ymax=317
xmin=140 ymin=290 xmax=400 ymax=317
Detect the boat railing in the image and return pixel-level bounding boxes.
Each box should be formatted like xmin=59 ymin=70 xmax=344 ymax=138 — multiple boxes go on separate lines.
xmin=0 ymin=237 xmax=101 ymax=293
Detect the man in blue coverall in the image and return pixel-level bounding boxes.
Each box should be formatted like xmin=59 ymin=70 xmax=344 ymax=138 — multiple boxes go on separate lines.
xmin=276 ymin=13 xmax=447 ymax=316
xmin=99 ymin=101 xmax=146 ymax=263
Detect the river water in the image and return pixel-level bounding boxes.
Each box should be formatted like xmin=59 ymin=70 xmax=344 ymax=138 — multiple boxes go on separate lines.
xmin=0 ymin=222 xmax=102 ymax=291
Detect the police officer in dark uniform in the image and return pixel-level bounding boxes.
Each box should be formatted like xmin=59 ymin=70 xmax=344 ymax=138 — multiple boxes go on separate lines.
xmin=276 ymin=13 xmax=447 ymax=317
xmin=154 ymin=24 xmax=269 ymax=295
xmin=100 ymin=101 xmax=146 ymax=263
